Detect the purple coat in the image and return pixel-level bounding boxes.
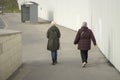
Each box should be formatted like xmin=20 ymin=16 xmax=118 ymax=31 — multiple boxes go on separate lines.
xmin=74 ymin=26 xmax=96 ymax=50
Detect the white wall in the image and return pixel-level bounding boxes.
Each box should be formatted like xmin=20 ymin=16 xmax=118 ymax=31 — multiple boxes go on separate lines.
xmin=34 ymin=0 xmax=55 ymax=21
xmin=54 ymin=0 xmax=91 ymax=30
xmin=91 ymin=0 xmax=120 ymax=72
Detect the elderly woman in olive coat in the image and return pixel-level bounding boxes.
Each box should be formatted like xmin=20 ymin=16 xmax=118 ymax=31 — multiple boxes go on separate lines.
xmin=47 ymin=21 xmax=61 ymax=65
xmin=74 ymin=22 xmax=96 ymax=67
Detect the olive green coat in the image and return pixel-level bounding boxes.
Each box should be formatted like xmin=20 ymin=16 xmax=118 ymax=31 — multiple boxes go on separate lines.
xmin=47 ymin=26 xmax=61 ymax=51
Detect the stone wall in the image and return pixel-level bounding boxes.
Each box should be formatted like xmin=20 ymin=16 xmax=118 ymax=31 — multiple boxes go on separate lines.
xmin=0 ymin=29 xmax=22 ymax=80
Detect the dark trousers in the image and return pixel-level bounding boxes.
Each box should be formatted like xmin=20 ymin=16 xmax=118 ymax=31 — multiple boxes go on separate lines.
xmin=51 ymin=51 xmax=57 ymax=63
xmin=80 ymin=50 xmax=88 ymax=63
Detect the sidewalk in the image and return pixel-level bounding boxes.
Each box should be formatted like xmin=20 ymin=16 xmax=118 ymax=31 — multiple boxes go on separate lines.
xmin=1 ymin=13 xmax=120 ymax=80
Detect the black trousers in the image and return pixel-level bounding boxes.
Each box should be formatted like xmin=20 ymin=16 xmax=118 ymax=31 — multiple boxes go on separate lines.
xmin=80 ymin=50 xmax=88 ymax=63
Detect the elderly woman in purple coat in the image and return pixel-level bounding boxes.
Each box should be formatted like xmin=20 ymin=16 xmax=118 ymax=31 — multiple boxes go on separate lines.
xmin=74 ymin=22 xmax=96 ymax=67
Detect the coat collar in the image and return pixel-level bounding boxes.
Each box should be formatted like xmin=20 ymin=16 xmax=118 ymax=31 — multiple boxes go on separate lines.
xmin=81 ymin=26 xmax=88 ymax=30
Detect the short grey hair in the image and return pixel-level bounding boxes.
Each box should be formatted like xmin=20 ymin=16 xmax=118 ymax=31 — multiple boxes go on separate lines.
xmin=82 ymin=21 xmax=87 ymax=26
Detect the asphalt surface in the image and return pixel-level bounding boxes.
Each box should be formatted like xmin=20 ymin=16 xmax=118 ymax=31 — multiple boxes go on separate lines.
xmin=1 ymin=13 xmax=120 ymax=80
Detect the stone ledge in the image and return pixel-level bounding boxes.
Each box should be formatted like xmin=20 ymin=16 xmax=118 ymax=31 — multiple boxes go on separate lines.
xmin=0 ymin=29 xmax=22 ymax=80
xmin=0 ymin=29 xmax=22 ymax=36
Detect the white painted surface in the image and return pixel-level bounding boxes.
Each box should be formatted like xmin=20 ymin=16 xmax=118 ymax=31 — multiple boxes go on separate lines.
xmin=91 ymin=0 xmax=120 ymax=72
xmin=54 ymin=0 xmax=91 ymax=30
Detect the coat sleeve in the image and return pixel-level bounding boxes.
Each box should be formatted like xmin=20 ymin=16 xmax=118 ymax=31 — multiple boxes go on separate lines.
xmin=74 ymin=30 xmax=80 ymax=44
xmin=58 ymin=29 xmax=61 ymax=38
xmin=56 ymin=27 xmax=61 ymax=38
xmin=47 ymin=28 xmax=50 ymax=39
xmin=91 ymin=31 xmax=96 ymax=46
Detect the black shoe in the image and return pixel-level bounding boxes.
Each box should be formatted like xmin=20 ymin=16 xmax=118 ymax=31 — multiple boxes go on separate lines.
xmin=52 ymin=62 xmax=55 ymax=65
xmin=54 ymin=60 xmax=57 ymax=64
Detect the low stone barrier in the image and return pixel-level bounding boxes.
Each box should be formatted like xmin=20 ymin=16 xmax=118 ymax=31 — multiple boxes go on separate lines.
xmin=0 ymin=29 xmax=22 ymax=80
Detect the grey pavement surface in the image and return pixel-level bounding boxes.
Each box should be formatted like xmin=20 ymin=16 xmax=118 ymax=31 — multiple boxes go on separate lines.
xmin=1 ymin=13 xmax=120 ymax=80
xmin=0 ymin=16 xmax=5 ymax=29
